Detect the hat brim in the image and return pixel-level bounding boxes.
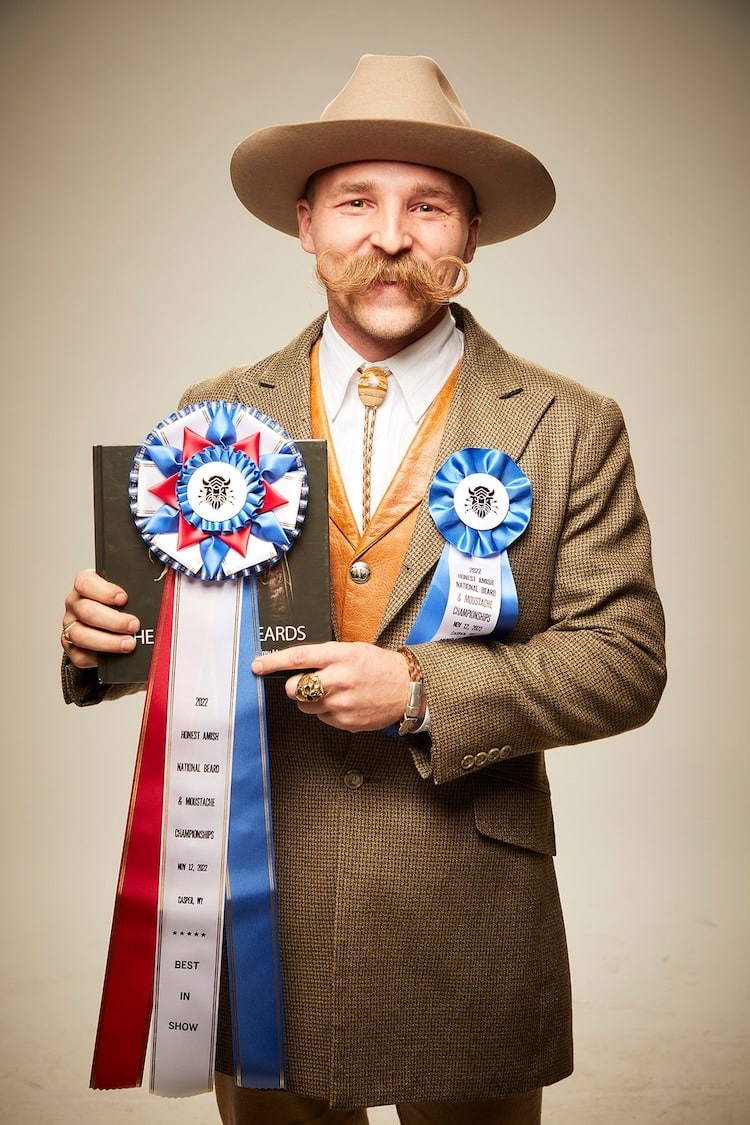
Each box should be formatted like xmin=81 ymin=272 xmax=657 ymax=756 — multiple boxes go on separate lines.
xmin=230 ymin=119 xmax=555 ymax=246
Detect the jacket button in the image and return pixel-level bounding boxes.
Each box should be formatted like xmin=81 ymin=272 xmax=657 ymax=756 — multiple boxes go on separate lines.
xmin=344 ymin=770 xmax=364 ymax=789
xmin=461 ymin=754 xmax=475 ymax=770
xmin=349 ymin=561 xmax=371 ymax=584
xmin=487 ymin=747 xmax=501 ymax=762
xmin=498 ymin=745 xmax=512 ymax=758
xmin=474 ymin=751 xmax=488 ymax=767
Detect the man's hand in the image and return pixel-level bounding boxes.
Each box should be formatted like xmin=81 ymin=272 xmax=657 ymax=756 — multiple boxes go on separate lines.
xmin=251 ymin=641 xmax=417 ymax=733
xmin=61 ymin=569 xmax=140 ymax=669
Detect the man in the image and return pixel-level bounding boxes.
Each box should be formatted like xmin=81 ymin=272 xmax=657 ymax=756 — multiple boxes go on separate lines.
xmin=61 ymin=54 xmax=666 ymax=1125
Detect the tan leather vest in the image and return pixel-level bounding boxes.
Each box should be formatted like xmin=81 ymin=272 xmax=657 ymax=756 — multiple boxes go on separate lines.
xmin=309 ymin=341 xmax=458 ymax=642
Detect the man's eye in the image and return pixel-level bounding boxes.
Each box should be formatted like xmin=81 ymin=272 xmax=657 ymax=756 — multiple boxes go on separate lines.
xmin=345 ymin=199 xmax=366 ymax=208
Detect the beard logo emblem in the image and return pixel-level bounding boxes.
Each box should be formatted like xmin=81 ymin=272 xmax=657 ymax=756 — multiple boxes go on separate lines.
xmin=198 ymin=473 xmax=234 ymax=512
xmin=465 ymin=484 xmax=498 ymax=521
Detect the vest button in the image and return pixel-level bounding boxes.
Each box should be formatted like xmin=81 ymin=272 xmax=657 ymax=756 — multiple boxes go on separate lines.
xmin=349 ymin=561 xmax=371 ymax=584
xmin=344 ymin=770 xmax=364 ymax=790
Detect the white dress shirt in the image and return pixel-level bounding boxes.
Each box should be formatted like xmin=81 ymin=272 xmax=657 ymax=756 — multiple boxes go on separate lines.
xmin=317 ymin=310 xmax=464 ymax=532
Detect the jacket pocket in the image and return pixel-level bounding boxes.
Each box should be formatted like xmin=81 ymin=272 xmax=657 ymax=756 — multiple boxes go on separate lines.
xmin=472 ymin=775 xmax=556 ymax=856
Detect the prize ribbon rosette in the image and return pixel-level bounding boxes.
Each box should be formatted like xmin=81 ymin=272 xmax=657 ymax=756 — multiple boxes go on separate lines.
xmin=406 ymin=448 xmax=532 ymax=643
xmin=91 ymin=402 xmax=305 ymax=1098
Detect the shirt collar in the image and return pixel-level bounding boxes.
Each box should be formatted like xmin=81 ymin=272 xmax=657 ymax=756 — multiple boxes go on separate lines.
xmin=319 ymin=310 xmax=464 ymax=424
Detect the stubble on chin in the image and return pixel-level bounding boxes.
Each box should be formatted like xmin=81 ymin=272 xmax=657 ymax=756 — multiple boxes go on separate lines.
xmin=331 ymin=290 xmax=443 ymax=352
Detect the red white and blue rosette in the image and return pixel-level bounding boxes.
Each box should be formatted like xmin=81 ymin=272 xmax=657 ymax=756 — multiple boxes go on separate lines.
xmin=92 ymin=402 xmax=301 ymax=1100
xmin=406 ymin=448 xmax=532 ymax=644
xmin=130 ymin=400 xmax=307 ymax=580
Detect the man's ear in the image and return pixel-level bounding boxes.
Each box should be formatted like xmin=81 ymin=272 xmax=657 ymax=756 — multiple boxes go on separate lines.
xmin=463 ymin=214 xmax=481 ymax=264
xmin=296 ymin=199 xmax=315 ymax=254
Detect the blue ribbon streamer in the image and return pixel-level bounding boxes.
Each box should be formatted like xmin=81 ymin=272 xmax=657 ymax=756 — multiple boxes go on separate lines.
xmin=225 ymin=578 xmax=286 ymax=1088
xmin=406 ymin=544 xmax=520 ymax=644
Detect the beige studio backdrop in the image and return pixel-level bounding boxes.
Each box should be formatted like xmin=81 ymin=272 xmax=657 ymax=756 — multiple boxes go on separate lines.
xmin=1 ymin=1 xmax=748 ymax=1123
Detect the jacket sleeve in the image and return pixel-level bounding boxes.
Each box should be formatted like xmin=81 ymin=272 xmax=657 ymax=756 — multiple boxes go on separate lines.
xmin=408 ymin=395 xmax=666 ymax=785
xmin=61 ymin=656 xmax=145 ymax=707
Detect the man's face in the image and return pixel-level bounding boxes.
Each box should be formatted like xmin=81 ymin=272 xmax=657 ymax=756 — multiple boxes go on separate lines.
xmin=296 ymin=161 xmax=481 ymax=360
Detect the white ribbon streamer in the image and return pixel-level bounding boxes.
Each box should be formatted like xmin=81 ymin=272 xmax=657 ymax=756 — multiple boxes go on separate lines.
xmin=432 ymin=547 xmax=504 ymax=640
xmin=150 ymin=576 xmax=240 ymax=1095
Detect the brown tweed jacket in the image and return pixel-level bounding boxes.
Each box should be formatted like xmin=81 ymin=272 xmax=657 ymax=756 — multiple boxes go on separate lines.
xmin=64 ymin=305 xmax=666 ymax=1109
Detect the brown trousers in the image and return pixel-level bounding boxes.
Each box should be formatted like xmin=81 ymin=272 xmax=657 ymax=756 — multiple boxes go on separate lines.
xmin=214 ymin=1076 xmax=543 ymax=1124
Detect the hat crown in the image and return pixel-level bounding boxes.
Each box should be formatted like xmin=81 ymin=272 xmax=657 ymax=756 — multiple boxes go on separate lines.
xmin=320 ymin=54 xmax=472 ymax=129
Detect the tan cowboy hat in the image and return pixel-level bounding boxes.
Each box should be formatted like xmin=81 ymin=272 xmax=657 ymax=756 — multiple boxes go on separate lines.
xmin=230 ymin=54 xmax=555 ymax=246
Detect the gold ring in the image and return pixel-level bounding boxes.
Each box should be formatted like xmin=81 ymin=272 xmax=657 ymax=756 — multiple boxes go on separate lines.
xmin=295 ymin=672 xmax=326 ymax=703
xmin=61 ymin=619 xmax=76 ymax=643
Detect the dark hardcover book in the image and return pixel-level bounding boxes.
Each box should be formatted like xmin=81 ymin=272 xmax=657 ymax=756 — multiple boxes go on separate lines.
xmin=93 ymin=441 xmax=332 ymax=684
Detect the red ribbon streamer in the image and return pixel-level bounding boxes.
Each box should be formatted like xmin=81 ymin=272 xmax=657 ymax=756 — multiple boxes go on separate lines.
xmin=90 ymin=569 xmax=176 ymax=1089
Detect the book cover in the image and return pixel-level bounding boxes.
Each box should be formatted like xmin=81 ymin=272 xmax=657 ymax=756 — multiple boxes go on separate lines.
xmin=93 ymin=441 xmax=332 ymax=684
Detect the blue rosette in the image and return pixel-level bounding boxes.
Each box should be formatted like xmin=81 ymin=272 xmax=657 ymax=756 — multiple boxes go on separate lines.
xmin=407 ymin=448 xmax=532 ymax=644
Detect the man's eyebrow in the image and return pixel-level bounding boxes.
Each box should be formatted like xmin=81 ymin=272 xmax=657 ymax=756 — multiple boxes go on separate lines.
xmin=328 ymin=180 xmax=461 ymax=202
xmin=410 ymin=182 xmax=461 ymax=201
xmin=329 ymin=180 xmax=376 ymax=195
